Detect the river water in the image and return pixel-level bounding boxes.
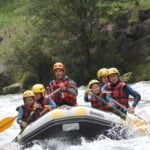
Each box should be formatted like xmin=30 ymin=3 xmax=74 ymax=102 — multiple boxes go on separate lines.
xmin=0 ymin=81 xmax=150 ymax=150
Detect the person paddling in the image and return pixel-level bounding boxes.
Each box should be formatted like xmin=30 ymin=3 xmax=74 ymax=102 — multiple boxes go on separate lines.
xmin=105 ymin=67 xmax=141 ymax=114
xmin=32 ymin=84 xmax=57 ymax=116
xmin=97 ymin=68 xmax=109 ymax=91
xmin=84 ymin=80 xmax=113 ymax=111
xmin=16 ymin=90 xmax=40 ymax=129
xmin=46 ymin=62 xmax=78 ymax=106
xmin=97 ymin=68 xmax=115 ymax=103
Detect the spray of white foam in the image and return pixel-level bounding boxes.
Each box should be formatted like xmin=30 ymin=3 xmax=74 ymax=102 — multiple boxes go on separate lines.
xmin=0 ymin=81 xmax=150 ymax=150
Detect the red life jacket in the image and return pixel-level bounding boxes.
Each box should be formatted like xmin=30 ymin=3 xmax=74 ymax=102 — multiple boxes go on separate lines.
xmin=37 ymin=97 xmax=49 ymax=106
xmin=18 ymin=104 xmax=40 ymax=123
xmin=106 ymin=82 xmax=129 ymax=108
xmin=91 ymin=92 xmax=112 ymax=112
xmin=49 ymin=78 xmax=76 ymax=106
xmin=36 ymin=97 xmax=50 ymax=114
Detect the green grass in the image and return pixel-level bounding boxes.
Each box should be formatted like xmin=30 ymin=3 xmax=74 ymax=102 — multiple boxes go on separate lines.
xmin=0 ymin=0 xmax=25 ymax=29
xmin=138 ymin=0 xmax=150 ymax=9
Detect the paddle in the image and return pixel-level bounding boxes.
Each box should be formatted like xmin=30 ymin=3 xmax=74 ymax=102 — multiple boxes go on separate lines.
xmin=18 ymin=110 xmax=35 ymax=134
xmin=0 ymin=116 xmax=17 ymax=132
xmin=141 ymin=99 xmax=150 ymax=103
xmin=46 ymin=88 xmax=60 ymax=99
xmin=91 ymin=93 xmax=127 ymax=119
xmin=0 ymin=88 xmax=60 ymax=133
xmin=109 ymin=98 xmax=147 ymax=122
xmin=14 ymin=88 xmax=61 ymax=142
xmin=91 ymin=93 xmax=150 ymax=136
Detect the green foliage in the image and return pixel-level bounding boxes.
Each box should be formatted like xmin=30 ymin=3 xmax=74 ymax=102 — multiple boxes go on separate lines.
xmin=0 ymin=0 xmax=149 ymax=89
xmin=22 ymin=0 xmax=132 ymax=84
xmin=134 ymin=63 xmax=150 ymax=81
xmin=21 ymin=71 xmax=39 ymax=90
xmin=0 ymin=0 xmax=24 ymax=29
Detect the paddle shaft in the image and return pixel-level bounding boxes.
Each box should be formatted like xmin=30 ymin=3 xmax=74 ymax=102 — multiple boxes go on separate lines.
xmin=141 ymin=100 xmax=150 ymax=102
xmin=91 ymin=94 xmax=126 ymax=119
xmin=110 ymin=98 xmax=146 ymax=121
xmin=48 ymin=88 xmax=60 ymax=97
xmin=15 ymin=88 xmax=60 ymax=141
xmin=21 ymin=88 xmax=60 ymax=128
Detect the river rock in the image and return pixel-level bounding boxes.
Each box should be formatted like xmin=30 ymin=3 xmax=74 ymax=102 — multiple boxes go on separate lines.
xmin=121 ymin=72 xmax=134 ymax=83
xmin=2 ymin=83 xmax=21 ymax=94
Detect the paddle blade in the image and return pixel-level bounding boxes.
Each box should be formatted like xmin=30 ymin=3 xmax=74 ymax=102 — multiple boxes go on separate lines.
xmin=143 ymin=100 xmax=150 ymax=102
xmin=0 ymin=116 xmax=16 ymax=132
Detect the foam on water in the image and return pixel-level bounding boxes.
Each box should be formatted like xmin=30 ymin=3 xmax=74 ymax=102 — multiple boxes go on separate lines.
xmin=0 ymin=81 xmax=150 ymax=150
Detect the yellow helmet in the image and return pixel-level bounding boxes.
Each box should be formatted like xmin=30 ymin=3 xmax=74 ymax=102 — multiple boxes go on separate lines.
xmin=53 ymin=62 xmax=65 ymax=71
xmin=23 ymin=90 xmax=34 ymax=98
xmin=88 ymin=79 xmax=100 ymax=88
xmin=107 ymin=67 xmax=120 ymax=76
xmin=32 ymin=84 xmax=45 ymax=96
xmin=97 ymin=68 xmax=108 ymax=78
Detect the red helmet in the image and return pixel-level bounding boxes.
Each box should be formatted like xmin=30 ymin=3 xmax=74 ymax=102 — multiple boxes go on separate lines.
xmin=53 ymin=62 xmax=65 ymax=71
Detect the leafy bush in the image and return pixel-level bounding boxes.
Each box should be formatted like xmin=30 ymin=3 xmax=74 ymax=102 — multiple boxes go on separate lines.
xmin=21 ymin=71 xmax=39 ymax=90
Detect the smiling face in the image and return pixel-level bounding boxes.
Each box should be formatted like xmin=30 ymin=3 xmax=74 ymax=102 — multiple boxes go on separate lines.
xmin=24 ymin=97 xmax=35 ymax=106
xmin=54 ymin=69 xmax=65 ymax=79
xmin=34 ymin=93 xmax=43 ymax=101
xmin=101 ymin=76 xmax=109 ymax=84
xmin=108 ymin=73 xmax=119 ymax=84
xmin=91 ymin=83 xmax=100 ymax=94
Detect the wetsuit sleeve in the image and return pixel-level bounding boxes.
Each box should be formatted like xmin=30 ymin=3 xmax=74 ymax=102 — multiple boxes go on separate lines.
xmin=48 ymin=97 xmax=57 ymax=108
xmin=67 ymin=79 xmax=78 ymax=96
xmin=105 ymin=95 xmax=114 ymax=103
xmin=101 ymin=85 xmax=113 ymax=103
xmin=17 ymin=107 xmax=24 ymax=124
xmin=84 ymin=93 xmax=92 ymax=102
xmin=124 ymin=85 xmax=141 ymax=107
xmin=101 ymin=84 xmax=106 ymax=91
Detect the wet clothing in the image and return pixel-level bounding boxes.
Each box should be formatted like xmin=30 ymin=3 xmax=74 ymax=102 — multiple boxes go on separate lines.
xmin=17 ymin=97 xmax=56 ymax=128
xmin=101 ymin=84 xmax=113 ymax=103
xmin=36 ymin=97 xmax=57 ymax=109
xmin=16 ymin=104 xmax=40 ymax=127
xmin=47 ymin=76 xmax=78 ymax=106
xmin=84 ymin=92 xmax=112 ymax=111
xmin=35 ymin=96 xmax=57 ymax=116
xmin=105 ymin=81 xmax=141 ymax=109
xmin=101 ymin=84 xmax=107 ymax=91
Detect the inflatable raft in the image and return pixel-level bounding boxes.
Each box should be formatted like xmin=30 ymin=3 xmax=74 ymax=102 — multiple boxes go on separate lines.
xmin=15 ymin=106 xmax=125 ymax=146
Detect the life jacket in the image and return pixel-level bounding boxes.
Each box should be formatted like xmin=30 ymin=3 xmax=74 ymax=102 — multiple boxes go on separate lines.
xmin=90 ymin=92 xmax=112 ymax=112
xmin=48 ymin=77 xmax=76 ymax=106
xmin=36 ymin=97 xmax=50 ymax=114
xmin=37 ymin=97 xmax=49 ymax=106
xmin=106 ymin=82 xmax=129 ymax=108
xmin=17 ymin=104 xmax=40 ymax=123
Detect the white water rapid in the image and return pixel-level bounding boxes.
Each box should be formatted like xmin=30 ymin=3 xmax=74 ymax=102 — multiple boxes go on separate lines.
xmin=0 ymin=81 xmax=150 ymax=150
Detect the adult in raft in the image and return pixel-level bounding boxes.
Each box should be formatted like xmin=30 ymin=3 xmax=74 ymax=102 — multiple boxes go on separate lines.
xmin=32 ymin=83 xmax=57 ymax=116
xmin=105 ymin=67 xmax=141 ymax=114
xmin=16 ymin=90 xmax=41 ymax=129
xmin=46 ymin=62 xmax=78 ymax=106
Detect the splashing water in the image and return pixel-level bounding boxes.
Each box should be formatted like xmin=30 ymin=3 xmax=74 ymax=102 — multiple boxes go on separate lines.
xmin=0 ymin=81 xmax=150 ymax=150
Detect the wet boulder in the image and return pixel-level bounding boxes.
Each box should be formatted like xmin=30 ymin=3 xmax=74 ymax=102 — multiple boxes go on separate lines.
xmin=2 ymin=83 xmax=21 ymax=94
xmin=121 ymin=72 xmax=134 ymax=83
